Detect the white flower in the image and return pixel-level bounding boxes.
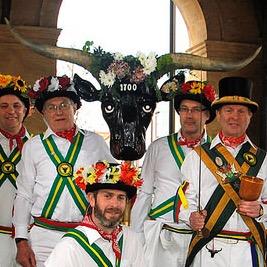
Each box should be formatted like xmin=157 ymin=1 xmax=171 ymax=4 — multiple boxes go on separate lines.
xmin=137 ymin=52 xmax=157 ymax=75
xmin=33 ymin=79 xmax=41 ymax=92
xmin=114 ymin=52 xmax=124 ymax=61
xmin=48 ymin=77 xmax=59 ymax=92
xmin=99 ymin=70 xmax=116 ymax=88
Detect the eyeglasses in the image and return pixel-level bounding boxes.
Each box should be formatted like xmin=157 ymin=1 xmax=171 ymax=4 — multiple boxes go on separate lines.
xmin=178 ymin=106 xmax=207 ymax=114
xmin=44 ymin=101 xmax=73 ymax=113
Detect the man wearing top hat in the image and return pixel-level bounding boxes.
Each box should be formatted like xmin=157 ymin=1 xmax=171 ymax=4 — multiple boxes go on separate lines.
xmin=131 ymin=76 xmax=217 ymax=267
xmin=180 ymin=76 xmax=267 ymax=266
xmin=45 ymin=161 xmax=146 ymax=266
xmin=13 ymin=75 xmax=116 ymax=267
xmin=0 ymin=74 xmax=32 ymax=267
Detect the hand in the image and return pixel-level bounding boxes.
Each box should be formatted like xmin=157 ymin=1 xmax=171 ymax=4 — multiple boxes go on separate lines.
xmin=16 ymin=240 xmax=36 ymax=267
xmin=238 ymin=200 xmax=262 ymax=218
xmin=189 ymin=210 xmax=207 ymax=231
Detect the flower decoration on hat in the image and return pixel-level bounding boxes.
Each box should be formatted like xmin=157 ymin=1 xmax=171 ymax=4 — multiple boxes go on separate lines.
xmin=28 ymin=75 xmax=75 ymax=99
xmin=0 ymin=74 xmax=29 ymax=96
xmin=74 ymin=161 xmax=143 ymax=191
xmin=181 ymin=81 xmax=216 ymax=102
xmin=83 ymin=41 xmax=157 ymax=89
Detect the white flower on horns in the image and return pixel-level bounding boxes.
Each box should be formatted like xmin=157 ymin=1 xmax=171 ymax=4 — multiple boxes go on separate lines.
xmin=137 ymin=51 xmax=157 ymax=75
xmin=99 ymin=70 xmax=116 ymax=88
xmin=114 ymin=52 xmax=124 ymax=61
xmin=48 ymin=77 xmax=60 ymax=92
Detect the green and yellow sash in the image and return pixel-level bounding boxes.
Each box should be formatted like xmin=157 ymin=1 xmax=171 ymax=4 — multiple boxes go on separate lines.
xmin=64 ymin=228 xmax=123 ymax=267
xmin=0 ymin=136 xmax=28 ymax=189
xmin=40 ymin=132 xmax=88 ymax=218
xmin=186 ymin=142 xmax=266 ymax=267
xmin=149 ymin=134 xmax=211 ymax=221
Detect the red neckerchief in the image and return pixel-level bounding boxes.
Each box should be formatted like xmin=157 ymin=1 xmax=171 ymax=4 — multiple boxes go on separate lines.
xmin=80 ymin=215 xmax=123 ymax=259
xmin=55 ymin=126 xmax=76 ymax=142
xmin=177 ymin=132 xmax=204 ymax=148
xmin=0 ymin=126 xmax=26 ymax=151
xmin=219 ymin=130 xmax=246 ymax=148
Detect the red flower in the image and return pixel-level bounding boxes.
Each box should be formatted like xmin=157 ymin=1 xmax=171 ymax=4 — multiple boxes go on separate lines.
xmin=181 ymin=83 xmax=191 ymax=94
xmin=39 ymin=77 xmax=50 ymax=92
xmin=75 ymin=175 xmax=87 ymax=190
xmin=95 ymin=161 xmax=108 ymax=178
xmin=58 ymin=76 xmax=71 ymax=90
xmin=120 ymin=162 xmax=138 ymax=185
xmin=203 ymin=84 xmax=216 ymax=102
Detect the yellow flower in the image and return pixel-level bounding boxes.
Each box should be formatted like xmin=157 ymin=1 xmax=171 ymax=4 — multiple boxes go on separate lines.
xmin=86 ymin=168 xmax=98 ymax=184
xmin=189 ymin=81 xmax=204 ymax=94
xmin=13 ymin=76 xmax=28 ymax=93
xmin=109 ymin=166 xmax=120 ymax=183
xmin=0 ymin=74 xmax=13 ymax=88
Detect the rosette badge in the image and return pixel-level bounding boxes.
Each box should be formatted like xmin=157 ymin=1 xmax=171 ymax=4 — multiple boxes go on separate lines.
xmin=73 ymin=161 xmax=143 ymax=199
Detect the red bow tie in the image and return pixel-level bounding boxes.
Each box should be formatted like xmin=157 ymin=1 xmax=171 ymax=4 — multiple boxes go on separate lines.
xmin=55 ymin=126 xmax=76 ymax=142
xmin=0 ymin=126 xmax=26 ymax=151
xmin=80 ymin=215 xmax=122 ymax=259
xmin=177 ymin=133 xmax=203 ymax=148
xmin=219 ymin=131 xmax=245 ymax=148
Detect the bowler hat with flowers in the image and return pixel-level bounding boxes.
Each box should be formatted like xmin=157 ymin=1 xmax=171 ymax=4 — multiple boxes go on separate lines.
xmin=160 ymin=74 xmax=217 ymax=124
xmin=73 ymin=161 xmax=143 ymax=199
xmin=211 ymin=76 xmax=258 ymax=113
xmin=28 ymin=75 xmax=82 ymax=113
xmin=0 ymin=74 xmax=30 ymax=118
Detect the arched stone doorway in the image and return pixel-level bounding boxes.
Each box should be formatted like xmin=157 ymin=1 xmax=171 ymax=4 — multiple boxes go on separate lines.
xmin=0 ymin=0 xmax=264 ymax=145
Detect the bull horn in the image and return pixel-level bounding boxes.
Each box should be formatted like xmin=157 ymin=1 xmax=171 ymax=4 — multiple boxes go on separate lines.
xmin=5 ymin=18 xmax=94 ymax=74
xmin=6 ymin=18 xmax=261 ymax=79
xmin=157 ymin=47 xmax=261 ymax=77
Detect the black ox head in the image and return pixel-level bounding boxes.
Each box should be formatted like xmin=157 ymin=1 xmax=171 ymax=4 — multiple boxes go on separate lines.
xmin=5 ymin=18 xmax=262 ymax=160
xmin=74 ymin=74 xmax=159 ymax=160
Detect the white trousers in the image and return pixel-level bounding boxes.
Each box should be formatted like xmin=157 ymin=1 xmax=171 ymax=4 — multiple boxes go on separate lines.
xmin=144 ymin=220 xmax=192 ymax=267
xmin=29 ymin=226 xmax=66 ymax=267
xmin=191 ymin=237 xmax=264 ymax=267
xmin=0 ymin=233 xmax=19 ymax=267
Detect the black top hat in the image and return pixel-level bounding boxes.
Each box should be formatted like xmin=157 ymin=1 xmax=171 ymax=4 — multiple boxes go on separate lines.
xmin=211 ymin=77 xmax=258 ymax=112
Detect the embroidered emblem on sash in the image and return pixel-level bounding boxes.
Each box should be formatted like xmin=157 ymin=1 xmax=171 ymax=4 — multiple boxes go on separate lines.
xmin=214 ymin=156 xmax=224 ymax=167
xmin=216 ymin=163 xmax=241 ymax=190
xmin=243 ymin=152 xmax=257 ymax=166
xmin=1 ymin=161 xmax=15 ymax=174
xmin=57 ymin=162 xmax=73 ymax=177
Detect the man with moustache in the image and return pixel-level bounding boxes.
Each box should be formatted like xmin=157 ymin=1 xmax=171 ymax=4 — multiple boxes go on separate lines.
xmin=13 ymin=75 xmax=116 ymax=267
xmin=45 ymin=161 xmax=146 ymax=266
xmin=180 ymin=77 xmax=267 ymax=266
xmin=131 ymin=77 xmax=216 ymax=267
xmin=0 ymin=74 xmax=31 ymax=267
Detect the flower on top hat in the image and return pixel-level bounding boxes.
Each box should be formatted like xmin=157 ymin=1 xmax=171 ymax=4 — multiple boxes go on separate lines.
xmin=0 ymin=74 xmax=29 ymax=96
xmin=28 ymin=75 xmax=82 ymax=113
xmin=28 ymin=75 xmax=73 ymax=99
xmin=180 ymin=81 xmax=216 ymax=103
xmin=83 ymin=41 xmax=157 ymax=88
xmin=74 ymin=161 xmax=143 ymax=199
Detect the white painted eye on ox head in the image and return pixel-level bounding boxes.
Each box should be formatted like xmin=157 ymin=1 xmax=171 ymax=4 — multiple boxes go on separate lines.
xmin=142 ymin=104 xmax=152 ymax=113
xmin=104 ymin=104 xmax=114 ymax=113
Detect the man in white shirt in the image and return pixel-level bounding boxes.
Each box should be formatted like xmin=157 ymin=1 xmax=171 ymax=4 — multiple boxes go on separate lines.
xmin=131 ymin=76 xmax=217 ymax=267
xmin=0 ymin=74 xmax=31 ymax=267
xmin=45 ymin=161 xmax=146 ymax=267
xmin=13 ymin=75 xmax=116 ymax=267
xmin=180 ymin=76 xmax=267 ymax=266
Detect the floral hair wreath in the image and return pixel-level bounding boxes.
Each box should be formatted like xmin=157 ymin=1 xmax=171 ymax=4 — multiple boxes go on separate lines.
xmin=73 ymin=161 xmax=143 ymax=191
xmin=28 ymin=75 xmax=75 ymax=99
xmin=161 ymin=72 xmax=216 ymax=103
xmin=82 ymin=41 xmax=158 ymax=89
xmin=0 ymin=74 xmax=29 ymax=97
